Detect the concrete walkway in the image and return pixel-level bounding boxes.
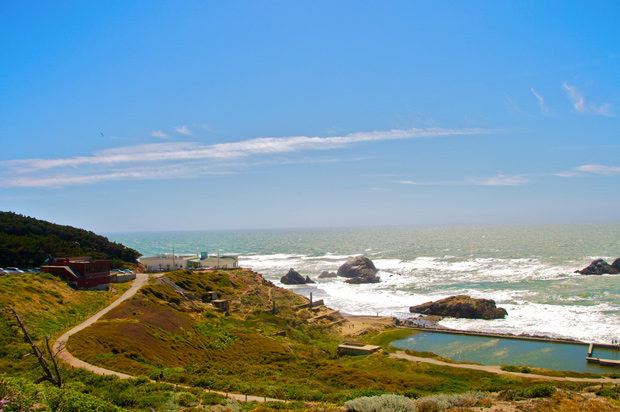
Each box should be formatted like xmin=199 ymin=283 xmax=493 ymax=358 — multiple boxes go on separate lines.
xmin=390 ymin=351 xmax=618 ymax=383
xmin=52 ymin=273 xmax=285 ymax=403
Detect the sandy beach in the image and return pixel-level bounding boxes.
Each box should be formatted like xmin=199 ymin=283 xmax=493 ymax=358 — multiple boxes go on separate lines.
xmin=339 ymin=315 xmax=397 ymax=337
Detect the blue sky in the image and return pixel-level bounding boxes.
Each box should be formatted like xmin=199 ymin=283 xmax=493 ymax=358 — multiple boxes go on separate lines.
xmin=1 ymin=1 xmax=619 ymax=233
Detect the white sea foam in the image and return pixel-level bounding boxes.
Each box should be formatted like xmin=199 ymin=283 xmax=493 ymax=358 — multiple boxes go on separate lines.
xmin=250 ymin=251 xmax=620 ymax=344
xmin=111 ymin=223 xmax=620 ymax=344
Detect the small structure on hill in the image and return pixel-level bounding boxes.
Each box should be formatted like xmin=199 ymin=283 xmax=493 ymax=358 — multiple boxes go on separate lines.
xmin=41 ymin=257 xmax=110 ymax=290
xmin=337 ymin=342 xmax=381 ymax=356
xmin=212 ymin=299 xmax=230 ymax=314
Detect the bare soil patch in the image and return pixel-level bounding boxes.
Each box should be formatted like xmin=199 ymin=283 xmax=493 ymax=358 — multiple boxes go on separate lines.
xmin=340 ymin=315 xmax=397 ymax=337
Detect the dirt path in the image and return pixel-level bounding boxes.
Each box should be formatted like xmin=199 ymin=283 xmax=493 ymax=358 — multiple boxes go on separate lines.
xmin=390 ymin=351 xmax=618 ymax=383
xmin=52 ymin=273 xmax=284 ymax=403
xmin=53 ymin=273 xmax=149 ymax=379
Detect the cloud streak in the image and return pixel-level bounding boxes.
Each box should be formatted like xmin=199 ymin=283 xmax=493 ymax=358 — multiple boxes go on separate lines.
xmin=400 ymin=173 xmax=530 ymax=187
xmin=175 ymin=125 xmax=193 ymax=135
xmin=530 ymin=88 xmax=550 ymax=116
xmin=0 ymin=127 xmax=489 ymax=188
xmin=563 ymin=82 xmax=614 ymax=116
xmin=151 ymin=130 xmax=170 ymax=138
xmin=470 ymin=173 xmax=529 ymax=186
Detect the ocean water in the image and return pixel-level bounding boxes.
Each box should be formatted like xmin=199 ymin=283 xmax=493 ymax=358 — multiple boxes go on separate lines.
xmin=107 ymin=223 xmax=620 ymax=344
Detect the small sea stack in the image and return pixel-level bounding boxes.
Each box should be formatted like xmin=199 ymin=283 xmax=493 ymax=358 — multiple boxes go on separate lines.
xmin=337 ymin=256 xmax=380 ymax=284
xmin=576 ymin=259 xmax=620 ymax=275
xmin=280 ymin=268 xmax=315 ymax=285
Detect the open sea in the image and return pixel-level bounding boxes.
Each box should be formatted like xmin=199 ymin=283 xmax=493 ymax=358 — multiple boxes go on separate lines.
xmin=107 ymin=223 xmax=620 ymax=345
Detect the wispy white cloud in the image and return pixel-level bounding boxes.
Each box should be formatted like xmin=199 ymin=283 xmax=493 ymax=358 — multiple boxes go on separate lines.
xmin=151 ymin=130 xmax=170 ymax=138
xmin=175 ymin=125 xmax=193 ymax=135
xmin=563 ymin=82 xmax=614 ymax=116
xmin=470 ymin=173 xmax=529 ymax=186
xmin=0 ymin=127 xmax=490 ymax=188
xmin=556 ymin=164 xmax=620 ymax=177
xmin=505 ymin=95 xmax=521 ymax=113
xmin=530 ymin=88 xmax=550 ymax=116
xmin=399 ymin=173 xmax=529 ymax=187
xmin=577 ymin=164 xmax=620 ymax=175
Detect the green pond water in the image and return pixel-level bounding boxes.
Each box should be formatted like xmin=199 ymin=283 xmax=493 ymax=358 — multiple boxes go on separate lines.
xmin=393 ymin=332 xmax=620 ymax=374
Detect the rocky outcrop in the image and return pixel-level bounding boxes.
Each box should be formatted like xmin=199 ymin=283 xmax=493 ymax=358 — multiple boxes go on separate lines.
xmin=409 ymin=295 xmax=508 ymax=320
xmin=337 ymin=256 xmax=379 ymax=283
xmin=576 ymin=259 xmax=620 ymax=275
xmin=345 ymin=275 xmax=380 ymax=284
xmin=280 ymin=268 xmax=314 ymax=285
xmin=612 ymin=258 xmax=620 ymax=272
xmin=318 ymin=271 xmax=337 ymax=278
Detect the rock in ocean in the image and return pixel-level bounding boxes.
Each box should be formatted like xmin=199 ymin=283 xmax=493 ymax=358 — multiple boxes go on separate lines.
xmin=576 ymin=259 xmax=620 ymax=275
xmin=337 ymin=256 xmax=380 ymax=284
xmin=409 ymin=295 xmax=508 ymax=320
xmin=281 ymin=268 xmax=314 ymax=285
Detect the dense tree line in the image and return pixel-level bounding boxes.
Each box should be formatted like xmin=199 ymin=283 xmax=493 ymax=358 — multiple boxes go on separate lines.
xmin=0 ymin=212 xmax=141 ymax=268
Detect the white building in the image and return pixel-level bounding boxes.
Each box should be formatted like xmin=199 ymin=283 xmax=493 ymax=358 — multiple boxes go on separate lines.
xmin=139 ymin=252 xmax=238 ymax=272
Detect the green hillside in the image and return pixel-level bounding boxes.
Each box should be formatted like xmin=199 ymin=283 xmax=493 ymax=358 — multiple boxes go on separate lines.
xmin=3 ymin=270 xmax=620 ymax=411
xmin=0 ymin=211 xmax=140 ymax=268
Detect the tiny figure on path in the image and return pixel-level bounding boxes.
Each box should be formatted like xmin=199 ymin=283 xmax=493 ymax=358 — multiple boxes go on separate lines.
xmin=159 ymin=371 xmax=164 ymax=382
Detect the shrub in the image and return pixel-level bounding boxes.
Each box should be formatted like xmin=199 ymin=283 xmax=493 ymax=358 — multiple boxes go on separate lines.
xmin=523 ymin=384 xmax=556 ymax=398
xmin=261 ymin=401 xmax=292 ymax=409
xmin=45 ymin=386 xmax=122 ymax=412
xmin=499 ymin=384 xmax=556 ymax=401
xmin=596 ymin=388 xmax=619 ymax=400
xmin=0 ymin=376 xmax=40 ymax=411
xmin=197 ymin=392 xmax=227 ymax=406
xmin=500 ymin=365 xmax=531 ymax=373
xmin=345 ymin=394 xmax=417 ymax=412
xmin=345 ymin=391 xmax=491 ymax=412
xmin=177 ymin=391 xmax=198 ymax=407
xmin=415 ymin=391 xmax=489 ymax=411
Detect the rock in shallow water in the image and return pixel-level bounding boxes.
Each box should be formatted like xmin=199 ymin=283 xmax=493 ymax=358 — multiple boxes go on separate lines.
xmin=281 ymin=268 xmax=312 ymax=285
xmin=409 ymin=295 xmax=508 ymax=320
xmin=337 ymin=256 xmax=380 ymax=284
xmin=577 ymin=259 xmax=620 ymax=275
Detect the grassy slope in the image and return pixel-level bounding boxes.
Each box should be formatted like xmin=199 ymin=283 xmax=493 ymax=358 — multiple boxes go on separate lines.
xmin=4 ymin=269 xmax=619 ymax=411
xmin=0 ymin=272 xmax=129 ymax=378
xmin=66 ymin=269 xmax=571 ymax=403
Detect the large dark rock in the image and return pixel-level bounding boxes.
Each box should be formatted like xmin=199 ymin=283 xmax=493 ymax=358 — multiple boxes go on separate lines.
xmin=281 ymin=268 xmax=310 ymax=285
xmin=345 ymin=275 xmax=380 ymax=284
xmin=318 ymin=271 xmax=337 ymax=278
xmin=338 ymin=256 xmax=380 ymax=284
xmin=337 ymin=256 xmax=378 ymax=278
xmin=409 ymin=295 xmax=508 ymax=320
xmin=612 ymin=259 xmax=620 ymax=272
xmin=577 ymin=259 xmax=620 ymax=275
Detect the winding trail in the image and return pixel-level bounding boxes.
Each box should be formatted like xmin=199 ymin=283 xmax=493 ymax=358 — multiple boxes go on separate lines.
xmin=390 ymin=351 xmax=618 ymax=383
xmin=53 ymin=273 xmax=149 ymax=379
xmin=52 ymin=273 xmax=284 ymax=403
